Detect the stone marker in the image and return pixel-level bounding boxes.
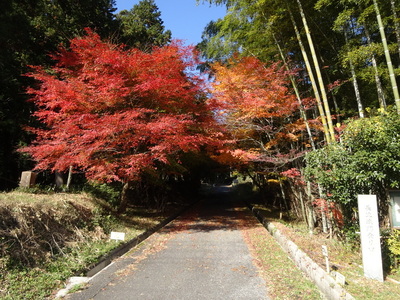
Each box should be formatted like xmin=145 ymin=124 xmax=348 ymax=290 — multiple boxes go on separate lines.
xmin=322 ymin=245 xmax=330 ymax=273
xmin=55 ymin=171 xmax=64 ymax=188
xmin=335 ymin=271 xmax=346 ymax=286
xmin=357 ymin=195 xmax=384 ymax=282
xmin=19 ymin=171 xmax=37 ymax=188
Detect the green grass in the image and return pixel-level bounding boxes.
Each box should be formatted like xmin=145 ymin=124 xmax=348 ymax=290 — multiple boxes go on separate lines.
xmin=248 ymin=201 xmax=400 ymax=300
xmin=243 ymin=225 xmax=324 ymax=299
xmin=0 ymin=190 xmax=185 ymax=299
xmin=1 ymin=239 xmax=125 ymax=299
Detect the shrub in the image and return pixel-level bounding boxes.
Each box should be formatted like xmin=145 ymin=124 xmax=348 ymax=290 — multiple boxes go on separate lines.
xmin=305 ymin=108 xmax=400 ymax=247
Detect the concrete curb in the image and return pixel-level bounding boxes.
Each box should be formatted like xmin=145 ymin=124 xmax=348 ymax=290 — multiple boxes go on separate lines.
xmin=87 ymin=202 xmax=196 ymax=277
xmin=56 ymin=202 xmax=195 ymax=298
xmin=247 ymin=203 xmax=354 ymax=300
xmin=56 ymin=277 xmax=90 ymax=298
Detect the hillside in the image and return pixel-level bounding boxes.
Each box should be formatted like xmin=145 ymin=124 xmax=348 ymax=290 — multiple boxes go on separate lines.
xmin=0 ymin=190 xmax=185 ymax=299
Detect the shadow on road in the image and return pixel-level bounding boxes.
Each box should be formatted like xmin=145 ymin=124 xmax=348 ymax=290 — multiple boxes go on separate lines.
xmin=160 ymin=185 xmax=258 ymax=234
xmin=65 ymin=186 xmax=270 ymax=300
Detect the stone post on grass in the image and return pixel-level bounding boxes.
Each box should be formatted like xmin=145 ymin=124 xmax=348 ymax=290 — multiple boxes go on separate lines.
xmin=19 ymin=171 xmax=37 ymax=188
xmin=357 ymin=195 xmax=384 ymax=282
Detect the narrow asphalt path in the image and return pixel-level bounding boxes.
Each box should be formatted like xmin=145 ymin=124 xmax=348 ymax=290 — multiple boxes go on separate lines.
xmin=66 ymin=186 xmax=270 ymax=300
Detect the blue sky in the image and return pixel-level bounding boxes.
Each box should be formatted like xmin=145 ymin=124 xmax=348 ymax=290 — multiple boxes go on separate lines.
xmin=114 ymin=0 xmax=226 ymax=46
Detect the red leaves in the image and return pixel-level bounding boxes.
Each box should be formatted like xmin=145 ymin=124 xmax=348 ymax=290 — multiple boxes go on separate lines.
xmin=281 ymin=168 xmax=302 ymax=178
xmin=313 ymin=198 xmax=344 ymax=228
xmin=22 ymin=29 xmax=219 ymax=183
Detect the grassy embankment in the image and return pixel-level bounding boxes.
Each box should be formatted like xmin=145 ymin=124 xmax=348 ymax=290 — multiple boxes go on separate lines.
xmin=0 ymin=189 xmax=186 ymax=299
xmin=2 ymin=183 xmax=399 ymax=299
xmin=233 ymin=182 xmax=400 ymax=300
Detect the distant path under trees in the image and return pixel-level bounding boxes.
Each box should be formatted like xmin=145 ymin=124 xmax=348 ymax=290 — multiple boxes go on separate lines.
xmin=66 ymin=186 xmax=270 ymax=300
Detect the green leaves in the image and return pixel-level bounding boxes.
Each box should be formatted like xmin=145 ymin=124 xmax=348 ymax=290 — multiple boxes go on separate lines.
xmin=305 ymin=108 xmax=400 ymax=226
xmin=117 ymin=0 xmax=171 ymax=51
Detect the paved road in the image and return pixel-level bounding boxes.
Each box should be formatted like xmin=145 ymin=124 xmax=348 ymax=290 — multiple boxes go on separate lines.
xmin=67 ymin=186 xmax=269 ymax=300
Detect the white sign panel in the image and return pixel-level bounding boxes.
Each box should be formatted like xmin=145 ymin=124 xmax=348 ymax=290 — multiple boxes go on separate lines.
xmin=110 ymin=231 xmax=125 ymax=241
xmin=389 ymin=191 xmax=400 ymax=227
xmin=322 ymin=245 xmax=328 ymax=257
xmin=357 ymin=195 xmax=384 ymax=282
xmin=394 ymin=199 xmax=400 ymax=225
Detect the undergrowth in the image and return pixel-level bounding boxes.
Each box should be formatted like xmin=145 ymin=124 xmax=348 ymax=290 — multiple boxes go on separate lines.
xmin=0 ymin=189 xmax=181 ymax=299
xmin=246 ymin=197 xmax=400 ymax=299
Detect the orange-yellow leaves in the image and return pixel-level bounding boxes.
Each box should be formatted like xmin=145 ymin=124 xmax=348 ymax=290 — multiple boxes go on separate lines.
xmin=210 ymin=56 xmax=298 ymax=120
xmin=208 ymin=56 xmax=308 ymax=169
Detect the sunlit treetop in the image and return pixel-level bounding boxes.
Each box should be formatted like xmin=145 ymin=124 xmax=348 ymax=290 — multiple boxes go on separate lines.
xmin=22 ymin=29 xmax=222 ymax=183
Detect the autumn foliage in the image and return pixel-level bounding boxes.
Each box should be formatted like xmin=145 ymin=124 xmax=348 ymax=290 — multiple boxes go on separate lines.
xmin=209 ymin=56 xmax=305 ymax=171
xmin=22 ymin=29 xmax=220 ymax=183
xmin=210 ymin=56 xmax=298 ymax=119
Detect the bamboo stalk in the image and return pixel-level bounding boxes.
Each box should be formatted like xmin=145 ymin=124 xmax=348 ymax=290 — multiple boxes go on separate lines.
xmin=373 ymin=0 xmax=400 ymax=113
xmin=344 ymin=30 xmax=364 ymax=118
xmin=364 ymin=24 xmax=387 ymax=109
xmin=288 ymin=7 xmax=331 ymax=144
xmin=296 ymin=0 xmax=335 ymax=142
xmin=273 ymin=34 xmax=316 ymax=150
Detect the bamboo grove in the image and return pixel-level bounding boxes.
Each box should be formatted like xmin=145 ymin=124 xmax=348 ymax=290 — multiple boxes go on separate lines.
xmin=198 ymin=0 xmax=400 ymax=254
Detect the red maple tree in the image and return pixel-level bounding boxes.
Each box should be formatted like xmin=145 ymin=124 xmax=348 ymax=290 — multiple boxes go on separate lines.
xmin=22 ymin=29 xmax=221 ymax=204
xmin=209 ymin=56 xmax=307 ymax=173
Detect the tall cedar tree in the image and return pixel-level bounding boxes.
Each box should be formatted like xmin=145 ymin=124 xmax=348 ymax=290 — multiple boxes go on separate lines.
xmin=21 ymin=30 xmax=220 ymax=189
xmin=117 ymin=0 xmax=171 ymax=51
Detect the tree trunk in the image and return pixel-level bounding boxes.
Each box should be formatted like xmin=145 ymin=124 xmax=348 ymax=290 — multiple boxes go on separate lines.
xmin=66 ymin=166 xmax=73 ymax=191
xmin=288 ymin=6 xmax=331 ymax=144
xmin=365 ymin=24 xmax=387 ymax=109
xmin=317 ymin=183 xmax=328 ymax=233
xmin=306 ymin=181 xmax=315 ymax=234
xmin=344 ymin=30 xmax=364 ymax=118
xmin=374 ymin=0 xmax=400 ymax=113
xmin=349 ymin=59 xmax=364 ymax=117
xmin=118 ymin=181 xmax=131 ymax=214
xmin=296 ymin=0 xmax=335 ymax=142
xmin=299 ymin=189 xmax=307 ymax=223
xmin=320 ymin=58 xmax=341 ymax=123
xmin=279 ymin=178 xmax=290 ymax=215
